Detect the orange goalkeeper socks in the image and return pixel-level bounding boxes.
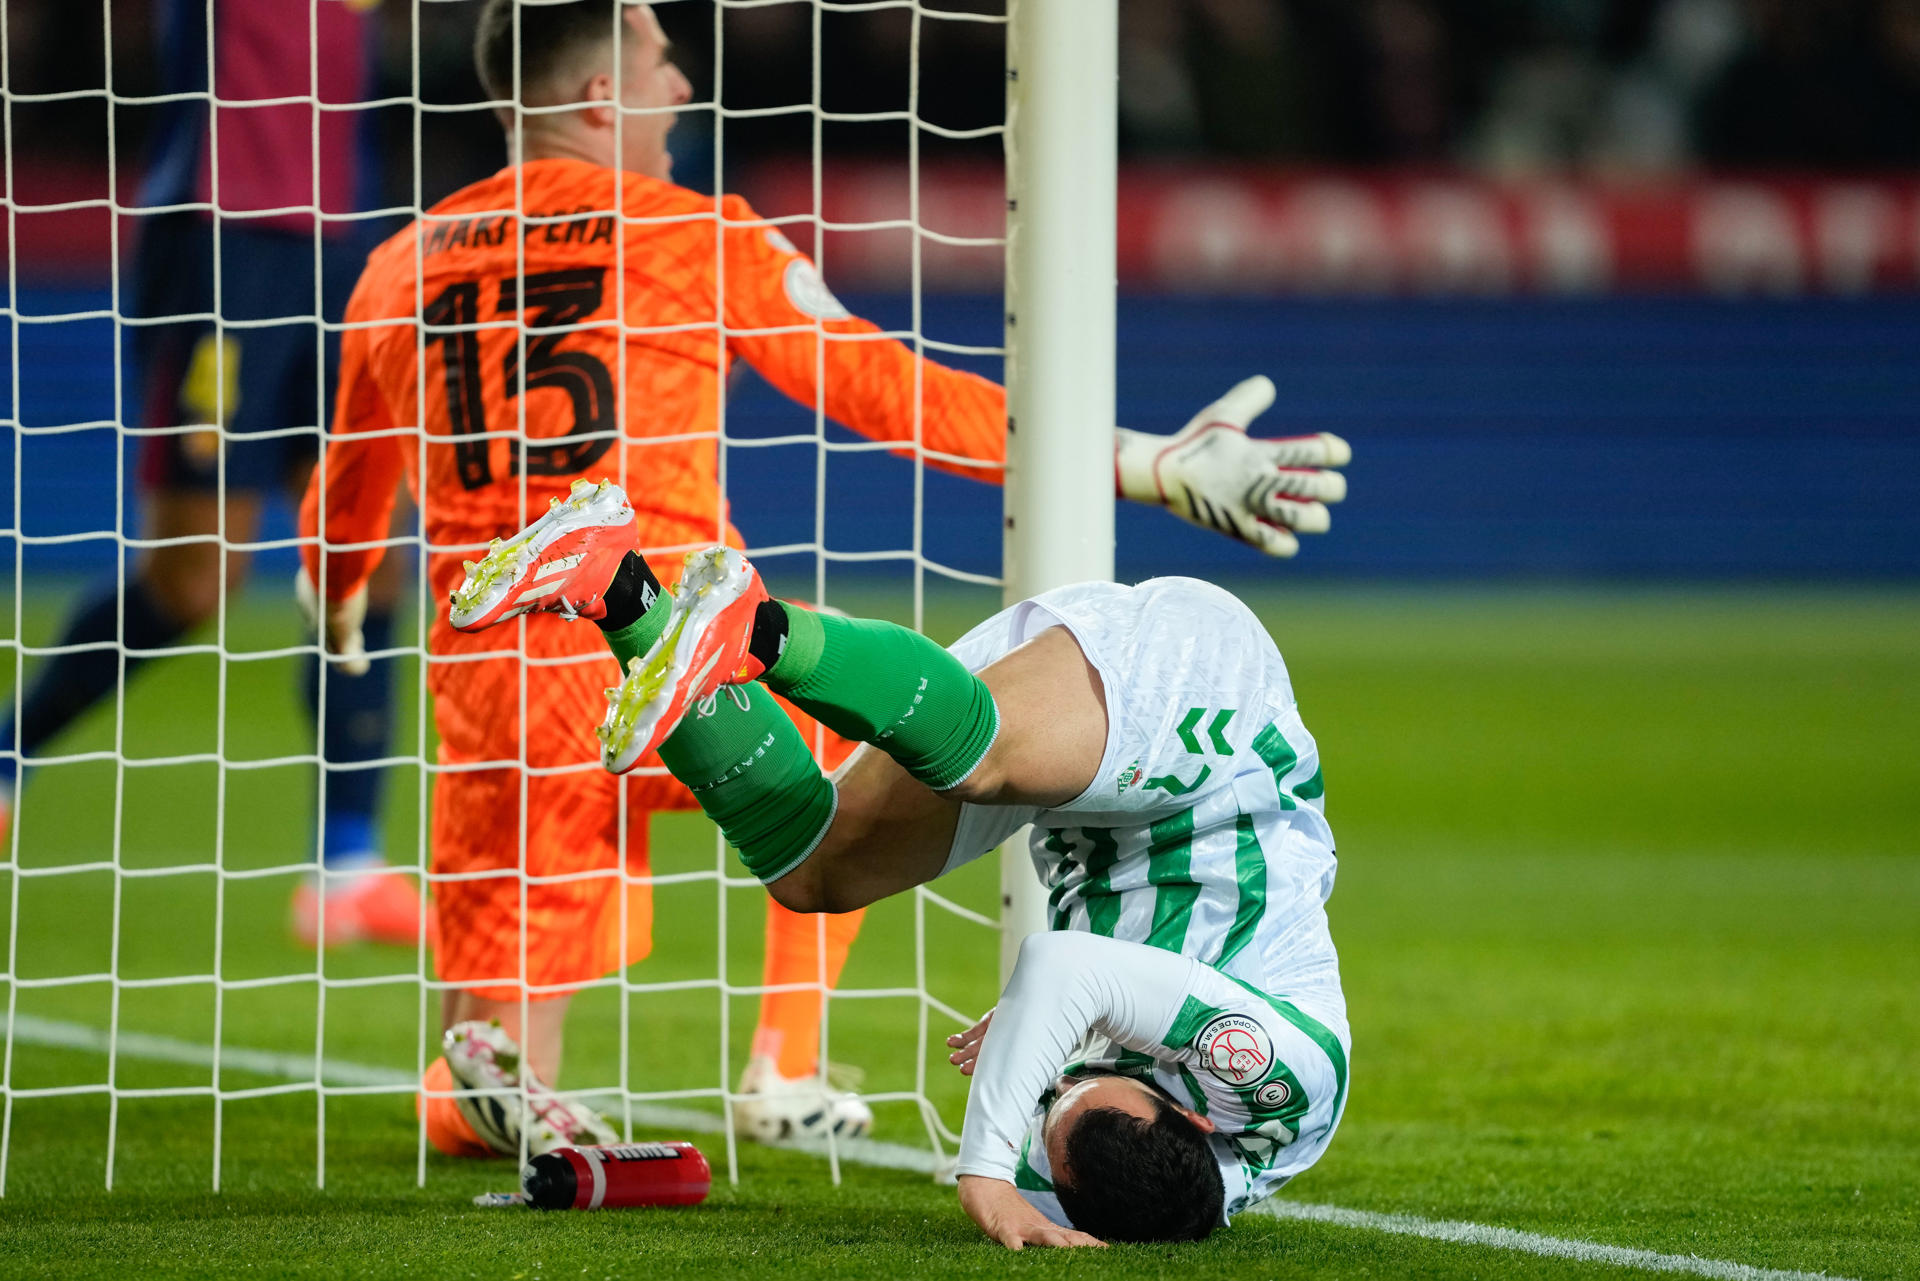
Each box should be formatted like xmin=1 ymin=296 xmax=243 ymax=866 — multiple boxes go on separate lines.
xmin=417 ymin=1056 xmax=494 ymax=1158
xmin=752 ymin=901 xmax=866 ymax=1079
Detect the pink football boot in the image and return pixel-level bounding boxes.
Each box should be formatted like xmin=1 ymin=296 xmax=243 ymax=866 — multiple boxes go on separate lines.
xmin=290 ymin=867 xmax=428 ymax=949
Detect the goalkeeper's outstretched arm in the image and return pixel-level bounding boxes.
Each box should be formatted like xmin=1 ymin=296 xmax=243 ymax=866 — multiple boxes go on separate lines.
xmin=718 ymin=219 xmax=1350 ymax=557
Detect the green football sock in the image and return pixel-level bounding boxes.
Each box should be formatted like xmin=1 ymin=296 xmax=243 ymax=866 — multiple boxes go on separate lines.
xmin=763 ymin=604 xmax=998 ymax=792
xmin=593 ymin=569 xmax=832 ymax=886
xmin=599 ymin=592 xmax=673 ymax=670
xmin=594 ymin=551 xmax=673 ymax=667
xmin=655 ymin=685 xmax=837 ymax=885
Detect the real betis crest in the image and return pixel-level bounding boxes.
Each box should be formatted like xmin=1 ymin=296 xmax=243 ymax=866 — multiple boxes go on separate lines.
xmin=1115 ymin=759 xmax=1144 ymax=794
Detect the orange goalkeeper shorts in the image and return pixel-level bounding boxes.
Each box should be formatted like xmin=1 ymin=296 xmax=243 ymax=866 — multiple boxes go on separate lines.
xmin=427 ymin=623 xmax=853 ymax=1003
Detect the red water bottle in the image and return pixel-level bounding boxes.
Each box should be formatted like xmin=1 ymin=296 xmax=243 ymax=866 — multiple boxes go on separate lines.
xmin=520 ymin=1142 xmax=712 ymax=1210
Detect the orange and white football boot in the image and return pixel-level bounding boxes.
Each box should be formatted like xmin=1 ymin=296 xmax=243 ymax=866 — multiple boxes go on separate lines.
xmin=597 ymin=546 xmax=771 ymax=775
xmin=447 ymin=478 xmax=639 ymax=632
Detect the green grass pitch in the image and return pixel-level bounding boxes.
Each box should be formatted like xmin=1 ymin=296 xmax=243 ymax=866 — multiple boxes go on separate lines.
xmin=1 ymin=581 xmax=1915 ymax=1279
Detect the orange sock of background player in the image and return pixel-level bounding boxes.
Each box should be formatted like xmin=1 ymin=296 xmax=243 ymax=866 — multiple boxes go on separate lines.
xmin=417 ymin=1056 xmax=494 ymax=1158
xmin=751 ymin=902 xmax=866 ymax=1079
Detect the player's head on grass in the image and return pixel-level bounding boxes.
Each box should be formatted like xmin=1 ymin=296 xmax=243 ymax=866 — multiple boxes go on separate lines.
xmin=1045 ymin=1073 xmax=1225 ymax=1243
xmin=473 ymin=0 xmax=691 ymax=180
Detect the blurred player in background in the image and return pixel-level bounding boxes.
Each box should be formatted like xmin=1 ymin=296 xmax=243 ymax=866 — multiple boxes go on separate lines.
xmin=303 ymin=0 xmax=1343 ymax=1157
xmin=0 ymin=0 xmax=420 ymax=948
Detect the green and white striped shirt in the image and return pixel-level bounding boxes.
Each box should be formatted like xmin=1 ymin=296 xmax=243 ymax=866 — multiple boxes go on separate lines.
xmin=944 ymin=578 xmax=1349 ymax=1222
xmin=954 ymin=932 xmax=1349 ymax=1222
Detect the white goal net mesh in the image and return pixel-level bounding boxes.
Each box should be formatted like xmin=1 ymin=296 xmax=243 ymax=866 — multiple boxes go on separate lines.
xmin=0 ymin=0 xmax=1018 ymax=1193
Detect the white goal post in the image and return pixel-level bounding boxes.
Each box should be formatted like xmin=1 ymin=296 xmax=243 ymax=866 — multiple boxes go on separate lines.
xmin=999 ymin=0 xmax=1117 ymax=979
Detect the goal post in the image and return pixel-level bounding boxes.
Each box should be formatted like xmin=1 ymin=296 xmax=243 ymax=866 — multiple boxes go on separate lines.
xmin=999 ymin=0 xmax=1119 ymax=980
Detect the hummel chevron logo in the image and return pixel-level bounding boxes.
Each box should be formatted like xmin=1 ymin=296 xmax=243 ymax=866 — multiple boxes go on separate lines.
xmin=1175 ymin=706 xmax=1237 ymax=755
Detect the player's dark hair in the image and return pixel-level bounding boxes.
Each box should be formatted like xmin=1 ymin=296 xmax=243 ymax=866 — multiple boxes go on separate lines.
xmin=474 ymin=0 xmax=633 ymax=105
xmin=1053 ymin=1096 xmax=1225 ymax=1243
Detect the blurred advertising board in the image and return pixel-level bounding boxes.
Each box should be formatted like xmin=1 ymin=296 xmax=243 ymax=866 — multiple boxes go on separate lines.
xmin=8 ymin=157 xmax=1920 ymax=296
xmin=745 ymin=160 xmax=1920 ymax=297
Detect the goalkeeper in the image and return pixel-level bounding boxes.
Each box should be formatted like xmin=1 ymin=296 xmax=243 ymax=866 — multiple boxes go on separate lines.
xmin=441 ymin=378 xmax=1350 ymax=1245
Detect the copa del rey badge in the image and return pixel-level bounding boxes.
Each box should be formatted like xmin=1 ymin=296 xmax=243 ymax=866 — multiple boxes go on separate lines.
xmin=1195 ymin=1013 xmax=1280 ymax=1095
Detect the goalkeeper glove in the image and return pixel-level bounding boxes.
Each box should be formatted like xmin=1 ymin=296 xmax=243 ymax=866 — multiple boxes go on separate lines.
xmin=295 ymin=569 xmax=371 ymax=677
xmin=1115 ymin=375 xmax=1351 ymax=558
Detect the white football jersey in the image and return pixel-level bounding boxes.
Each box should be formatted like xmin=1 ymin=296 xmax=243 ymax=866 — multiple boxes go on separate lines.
xmin=944 ymin=578 xmax=1348 ymax=1222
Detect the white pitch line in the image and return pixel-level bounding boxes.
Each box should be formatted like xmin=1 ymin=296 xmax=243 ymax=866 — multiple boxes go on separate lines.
xmin=5 ymin=1015 xmax=1856 ymax=1280
xmin=0 ymin=1013 xmax=943 ymax=1176
xmin=1256 ymin=1201 xmax=1855 ymax=1281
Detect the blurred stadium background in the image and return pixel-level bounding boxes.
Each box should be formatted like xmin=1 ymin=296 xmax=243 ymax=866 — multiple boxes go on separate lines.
xmin=1 ymin=2 xmax=1916 ymax=1277
xmin=9 ymin=0 xmax=1920 ymax=580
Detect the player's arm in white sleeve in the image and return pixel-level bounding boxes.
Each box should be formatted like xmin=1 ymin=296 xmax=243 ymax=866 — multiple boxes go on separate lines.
xmin=952 ymin=932 xmax=1210 ymax=1248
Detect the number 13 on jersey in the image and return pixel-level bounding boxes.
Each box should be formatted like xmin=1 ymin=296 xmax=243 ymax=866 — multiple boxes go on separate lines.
xmin=423 ymin=267 xmax=617 ymax=490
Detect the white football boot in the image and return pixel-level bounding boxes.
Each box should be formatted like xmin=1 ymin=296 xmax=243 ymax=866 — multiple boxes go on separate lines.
xmin=441 ymin=1020 xmax=619 ymax=1156
xmin=732 ymin=1055 xmax=874 ymax=1144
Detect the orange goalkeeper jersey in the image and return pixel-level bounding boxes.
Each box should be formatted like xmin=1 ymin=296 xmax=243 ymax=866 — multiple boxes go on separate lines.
xmin=300 ymin=157 xmax=1005 ymax=613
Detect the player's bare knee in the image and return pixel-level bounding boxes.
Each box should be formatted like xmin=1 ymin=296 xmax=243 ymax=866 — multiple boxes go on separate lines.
xmin=766 ymin=860 xmax=876 ymax=916
xmin=765 ymin=878 xmax=822 ymax=914
xmin=941 ymin=753 xmax=1006 ymax=806
xmin=765 ymin=862 xmax=829 ymax=915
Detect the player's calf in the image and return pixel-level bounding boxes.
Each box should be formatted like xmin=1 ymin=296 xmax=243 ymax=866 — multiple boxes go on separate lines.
xmin=599 ymin=545 xmax=1004 ymax=793
xmin=583 ymin=544 xmax=1125 ymax=905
